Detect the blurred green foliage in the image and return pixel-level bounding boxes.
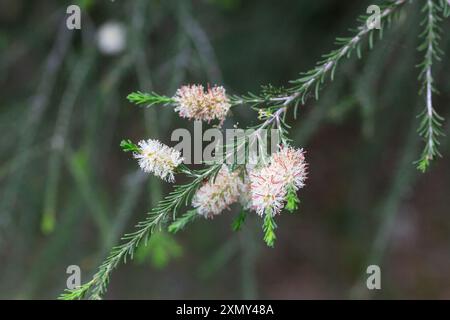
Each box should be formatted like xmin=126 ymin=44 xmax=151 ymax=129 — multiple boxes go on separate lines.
xmin=135 ymin=232 xmax=183 ymax=269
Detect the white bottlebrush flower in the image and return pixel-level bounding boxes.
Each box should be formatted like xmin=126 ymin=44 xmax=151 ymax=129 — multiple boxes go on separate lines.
xmin=133 ymin=139 xmax=183 ymax=182
xmin=192 ymin=165 xmax=244 ymax=218
xmin=97 ymin=22 xmax=126 ymax=55
xmin=249 ymin=145 xmax=307 ymax=216
xmin=173 ymin=84 xmax=231 ymax=123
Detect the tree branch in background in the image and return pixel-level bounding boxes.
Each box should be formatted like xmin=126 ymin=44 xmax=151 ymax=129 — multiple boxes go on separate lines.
xmin=416 ymin=0 xmax=445 ymax=172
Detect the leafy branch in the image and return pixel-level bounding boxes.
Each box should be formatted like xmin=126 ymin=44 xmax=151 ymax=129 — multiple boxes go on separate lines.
xmin=127 ymin=91 xmax=175 ymax=107
xmin=439 ymin=0 xmax=450 ymax=16
xmin=263 ymin=211 xmax=277 ymax=248
xmin=285 ymin=185 xmax=300 ymax=213
xmin=59 ymin=164 xmax=222 ymax=299
xmin=231 ymin=0 xmax=408 ymax=114
xmin=127 ymin=1 xmax=408 ymax=121
xmin=232 ymin=210 xmax=247 ymax=231
xmin=168 ymin=209 xmax=198 ymax=233
xmin=119 ymin=139 xmax=140 ymax=153
xmin=416 ymin=0 xmax=445 ymax=172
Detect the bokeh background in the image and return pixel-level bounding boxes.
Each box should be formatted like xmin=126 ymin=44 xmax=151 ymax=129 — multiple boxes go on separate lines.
xmin=0 ymin=0 xmax=449 ymax=299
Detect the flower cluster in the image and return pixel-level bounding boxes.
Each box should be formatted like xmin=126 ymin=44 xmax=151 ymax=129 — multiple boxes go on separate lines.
xmin=173 ymin=84 xmax=231 ymax=123
xmin=191 ymin=146 xmax=307 ymax=220
xmin=124 ymin=86 xmax=307 ymax=247
xmin=133 ymin=139 xmax=183 ymax=182
xmin=249 ymin=145 xmax=307 ymax=216
xmin=192 ymin=165 xmax=245 ymax=218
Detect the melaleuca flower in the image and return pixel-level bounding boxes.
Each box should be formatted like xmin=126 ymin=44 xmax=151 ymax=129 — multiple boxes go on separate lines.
xmin=192 ymin=165 xmax=244 ymax=218
xmin=249 ymin=165 xmax=287 ymax=216
xmin=133 ymin=139 xmax=183 ymax=182
xmin=249 ymin=145 xmax=307 ymax=216
xmin=173 ymin=84 xmax=231 ymax=123
xmin=270 ymin=145 xmax=307 ymax=191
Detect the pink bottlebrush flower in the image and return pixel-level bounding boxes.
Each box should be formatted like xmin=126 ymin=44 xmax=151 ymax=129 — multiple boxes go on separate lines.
xmin=249 ymin=165 xmax=287 ymax=216
xmin=192 ymin=165 xmax=244 ymax=218
xmin=173 ymin=84 xmax=231 ymax=123
xmin=249 ymin=145 xmax=307 ymax=216
xmin=270 ymin=145 xmax=308 ymax=191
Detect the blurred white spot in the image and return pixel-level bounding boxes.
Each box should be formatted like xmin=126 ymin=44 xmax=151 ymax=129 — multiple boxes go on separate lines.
xmin=97 ymin=22 xmax=126 ymax=55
